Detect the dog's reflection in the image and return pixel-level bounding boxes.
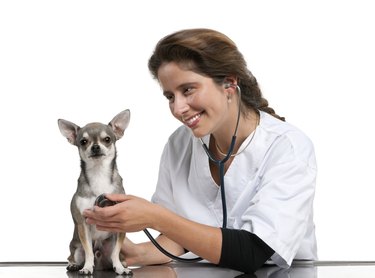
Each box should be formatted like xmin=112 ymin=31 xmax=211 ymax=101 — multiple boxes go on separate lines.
xmin=65 ymin=263 xmax=317 ymax=278
xmin=66 ymin=265 xmax=175 ymax=278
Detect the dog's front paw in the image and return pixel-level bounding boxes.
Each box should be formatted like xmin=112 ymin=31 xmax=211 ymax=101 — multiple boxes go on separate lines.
xmin=66 ymin=263 xmax=82 ymax=272
xmin=113 ymin=263 xmax=133 ymax=276
xmin=79 ymin=266 xmax=94 ymax=275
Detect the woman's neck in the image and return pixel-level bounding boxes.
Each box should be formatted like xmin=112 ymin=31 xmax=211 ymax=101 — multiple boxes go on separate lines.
xmin=211 ymin=110 xmax=259 ymax=157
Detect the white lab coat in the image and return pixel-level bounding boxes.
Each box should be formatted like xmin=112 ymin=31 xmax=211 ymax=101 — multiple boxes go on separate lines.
xmin=152 ymin=111 xmax=318 ymax=268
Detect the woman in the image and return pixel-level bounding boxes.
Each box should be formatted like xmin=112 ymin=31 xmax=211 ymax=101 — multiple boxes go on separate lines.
xmin=84 ymin=28 xmax=317 ymax=273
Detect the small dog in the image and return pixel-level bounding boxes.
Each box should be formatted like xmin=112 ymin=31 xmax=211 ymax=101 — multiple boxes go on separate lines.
xmin=58 ymin=109 xmax=132 ymax=276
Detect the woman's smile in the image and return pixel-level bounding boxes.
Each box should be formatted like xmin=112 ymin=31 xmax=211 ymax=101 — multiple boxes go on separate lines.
xmin=182 ymin=113 xmax=202 ymax=128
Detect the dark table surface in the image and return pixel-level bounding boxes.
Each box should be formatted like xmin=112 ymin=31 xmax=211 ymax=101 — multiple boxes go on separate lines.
xmin=1 ymin=261 xmax=375 ymax=278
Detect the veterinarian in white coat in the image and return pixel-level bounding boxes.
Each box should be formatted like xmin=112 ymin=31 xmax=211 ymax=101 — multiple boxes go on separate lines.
xmin=84 ymin=28 xmax=317 ymax=274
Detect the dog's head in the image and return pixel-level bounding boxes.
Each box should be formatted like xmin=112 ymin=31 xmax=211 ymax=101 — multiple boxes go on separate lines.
xmin=58 ymin=109 xmax=130 ymax=163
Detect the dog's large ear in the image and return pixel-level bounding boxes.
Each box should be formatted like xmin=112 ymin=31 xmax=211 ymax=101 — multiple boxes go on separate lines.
xmin=109 ymin=109 xmax=130 ymax=140
xmin=58 ymin=119 xmax=80 ymax=146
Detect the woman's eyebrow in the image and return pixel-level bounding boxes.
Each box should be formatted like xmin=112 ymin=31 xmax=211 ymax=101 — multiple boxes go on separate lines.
xmin=162 ymin=82 xmax=197 ymax=96
xmin=162 ymin=89 xmax=174 ymax=98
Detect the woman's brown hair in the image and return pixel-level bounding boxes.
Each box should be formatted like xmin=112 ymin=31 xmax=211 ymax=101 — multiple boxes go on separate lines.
xmin=148 ymin=28 xmax=285 ymax=121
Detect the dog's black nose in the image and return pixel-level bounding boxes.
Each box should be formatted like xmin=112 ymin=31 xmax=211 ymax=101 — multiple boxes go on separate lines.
xmin=91 ymin=144 xmax=101 ymax=154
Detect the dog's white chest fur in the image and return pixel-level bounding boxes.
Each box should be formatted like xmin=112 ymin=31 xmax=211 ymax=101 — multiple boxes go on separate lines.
xmin=80 ymin=162 xmax=117 ymax=238
xmin=77 ymin=195 xmax=110 ymax=240
xmin=76 ymin=163 xmax=117 ymax=213
xmin=76 ymin=196 xmax=96 ymax=214
xmin=87 ymin=158 xmax=117 ymax=192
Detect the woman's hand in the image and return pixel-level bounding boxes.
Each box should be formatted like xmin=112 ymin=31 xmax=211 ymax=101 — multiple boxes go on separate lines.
xmin=83 ymin=194 xmax=158 ymax=233
xmin=84 ymin=193 xmax=222 ymax=265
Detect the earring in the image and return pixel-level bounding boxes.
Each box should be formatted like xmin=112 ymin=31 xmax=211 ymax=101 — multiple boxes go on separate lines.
xmin=227 ymin=96 xmax=232 ymax=103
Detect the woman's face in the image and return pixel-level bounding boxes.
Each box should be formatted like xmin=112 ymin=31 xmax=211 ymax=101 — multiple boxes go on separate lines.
xmin=157 ymin=62 xmax=233 ymax=138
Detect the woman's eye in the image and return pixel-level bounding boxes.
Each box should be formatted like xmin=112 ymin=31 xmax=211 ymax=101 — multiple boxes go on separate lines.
xmin=165 ymin=94 xmax=174 ymax=102
xmin=184 ymin=87 xmax=194 ymax=94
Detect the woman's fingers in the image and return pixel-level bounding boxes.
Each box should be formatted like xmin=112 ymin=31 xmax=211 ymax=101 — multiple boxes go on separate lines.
xmin=83 ymin=194 xmax=155 ymax=233
xmin=105 ymin=193 xmax=132 ymax=202
xmin=83 ymin=205 xmax=118 ymax=222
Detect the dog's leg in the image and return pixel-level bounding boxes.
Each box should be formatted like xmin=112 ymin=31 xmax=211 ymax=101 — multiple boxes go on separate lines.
xmin=67 ymin=239 xmax=84 ymax=271
xmin=111 ymin=232 xmax=132 ymax=275
xmin=77 ymin=223 xmax=95 ymax=275
xmin=67 ymin=226 xmax=85 ymax=271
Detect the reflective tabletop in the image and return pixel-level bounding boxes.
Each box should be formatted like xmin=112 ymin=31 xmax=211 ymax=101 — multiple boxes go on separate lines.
xmin=1 ymin=261 xmax=375 ymax=278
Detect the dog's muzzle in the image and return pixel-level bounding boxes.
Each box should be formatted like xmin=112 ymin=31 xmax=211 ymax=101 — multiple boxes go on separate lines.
xmin=89 ymin=144 xmax=105 ymax=158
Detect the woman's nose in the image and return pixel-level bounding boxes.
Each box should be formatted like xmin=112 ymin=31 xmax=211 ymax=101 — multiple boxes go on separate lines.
xmin=172 ymin=95 xmax=189 ymax=118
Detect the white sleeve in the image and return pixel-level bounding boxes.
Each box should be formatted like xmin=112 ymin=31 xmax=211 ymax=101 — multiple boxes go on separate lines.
xmin=151 ymin=142 xmax=176 ymax=212
xmin=237 ymin=132 xmax=317 ymax=267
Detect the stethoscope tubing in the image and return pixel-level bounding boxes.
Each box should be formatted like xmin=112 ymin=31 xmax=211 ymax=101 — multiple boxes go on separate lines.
xmin=144 ymin=85 xmax=242 ymax=262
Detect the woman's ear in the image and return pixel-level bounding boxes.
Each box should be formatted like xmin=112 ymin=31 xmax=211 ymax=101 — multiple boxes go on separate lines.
xmin=224 ymin=84 xmax=237 ymax=104
xmin=223 ymin=76 xmax=238 ymax=90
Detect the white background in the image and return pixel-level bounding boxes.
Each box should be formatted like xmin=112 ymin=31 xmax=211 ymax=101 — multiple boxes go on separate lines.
xmin=0 ymin=0 xmax=374 ymax=262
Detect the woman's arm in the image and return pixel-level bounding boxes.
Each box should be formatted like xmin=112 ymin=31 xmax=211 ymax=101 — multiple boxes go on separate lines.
xmin=83 ymin=194 xmax=223 ymax=264
xmin=84 ymin=194 xmax=274 ymax=272
xmin=121 ymin=234 xmax=182 ymax=266
xmin=151 ymin=201 xmax=223 ymax=264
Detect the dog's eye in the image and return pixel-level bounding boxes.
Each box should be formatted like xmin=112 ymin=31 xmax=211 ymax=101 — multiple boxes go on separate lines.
xmin=104 ymin=137 xmax=111 ymax=143
xmin=80 ymin=139 xmax=88 ymax=146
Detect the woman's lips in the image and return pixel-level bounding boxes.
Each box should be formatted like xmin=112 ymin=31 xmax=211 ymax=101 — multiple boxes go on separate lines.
xmin=183 ymin=113 xmax=201 ymax=128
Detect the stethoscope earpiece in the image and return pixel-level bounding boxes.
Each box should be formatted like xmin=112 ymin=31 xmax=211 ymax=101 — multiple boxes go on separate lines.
xmin=224 ymin=83 xmax=235 ymax=89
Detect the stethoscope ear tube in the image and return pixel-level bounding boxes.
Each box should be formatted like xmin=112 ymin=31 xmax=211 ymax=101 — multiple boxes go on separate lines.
xmin=201 ymin=134 xmax=237 ymax=229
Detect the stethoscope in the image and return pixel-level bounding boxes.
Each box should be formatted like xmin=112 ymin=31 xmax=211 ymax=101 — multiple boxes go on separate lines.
xmin=143 ymin=84 xmax=242 ymax=262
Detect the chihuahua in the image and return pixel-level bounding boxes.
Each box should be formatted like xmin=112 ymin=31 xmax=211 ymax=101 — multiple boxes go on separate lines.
xmin=58 ymin=109 xmax=132 ymax=276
